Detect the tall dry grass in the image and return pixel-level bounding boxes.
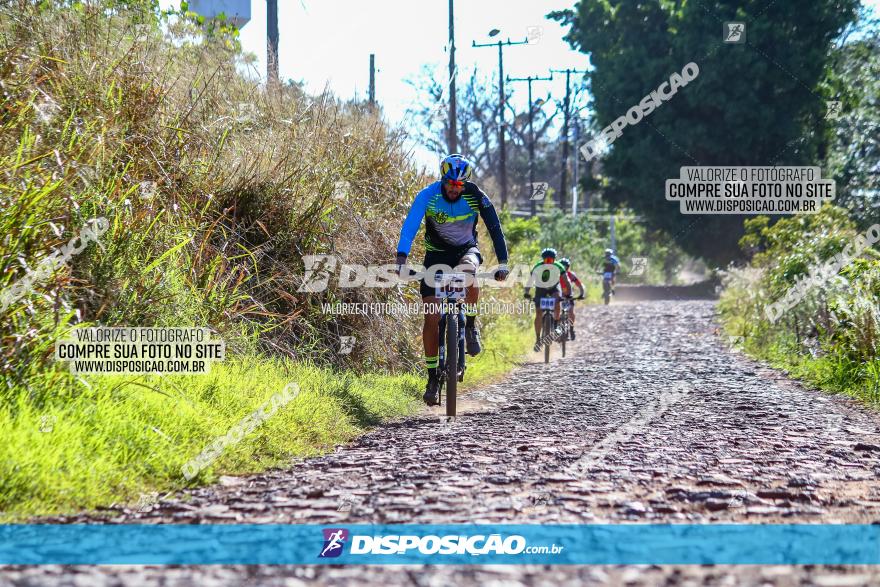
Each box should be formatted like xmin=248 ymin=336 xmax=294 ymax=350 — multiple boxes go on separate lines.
xmin=0 ymin=0 xmax=427 ymax=401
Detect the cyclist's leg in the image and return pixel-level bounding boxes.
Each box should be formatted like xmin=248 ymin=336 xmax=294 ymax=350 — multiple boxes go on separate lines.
xmin=420 ymin=292 xmax=441 ymax=405
xmin=533 ymin=288 xmax=546 ymax=339
xmin=454 ymin=249 xmax=480 ymax=308
xmin=422 ymin=295 xmax=441 ymax=360
xmin=553 ymin=288 xmax=562 ymax=322
xmin=419 ymin=254 xmax=444 ymax=403
xmin=567 ymin=300 xmax=577 ymax=339
xmin=456 ymin=248 xmax=482 ymax=356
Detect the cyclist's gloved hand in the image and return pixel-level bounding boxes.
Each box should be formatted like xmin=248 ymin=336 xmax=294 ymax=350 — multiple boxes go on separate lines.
xmin=494 ymin=263 xmax=509 ymax=282
xmin=523 ymin=289 xmax=531 ymax=299
xmin=577 ymin=294 xmax=585 ymax=300
xmin=395 ymin=253 xmax=408 ymax=277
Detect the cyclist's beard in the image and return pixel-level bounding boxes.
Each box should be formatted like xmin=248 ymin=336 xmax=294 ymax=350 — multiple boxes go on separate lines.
xmin=442 ymin=184 xmax=463 ymax=202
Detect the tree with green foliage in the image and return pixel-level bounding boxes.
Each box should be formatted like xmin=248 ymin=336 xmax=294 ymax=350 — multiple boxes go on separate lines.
xmin=550 ymin=0 xmax=860 ymax=265
xmin=822 ymin=8 xmax=880 ymax=228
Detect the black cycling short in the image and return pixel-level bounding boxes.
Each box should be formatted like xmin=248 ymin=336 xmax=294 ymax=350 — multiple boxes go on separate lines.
xmin=419 ymin=246 xmax=482 ymax=298
xmin=534 ymin=286 xmax=560 ymax=303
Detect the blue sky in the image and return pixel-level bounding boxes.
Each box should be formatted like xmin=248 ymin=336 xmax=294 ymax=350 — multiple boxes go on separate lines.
xmin=174 ymin=1 xmax=880 ymax=171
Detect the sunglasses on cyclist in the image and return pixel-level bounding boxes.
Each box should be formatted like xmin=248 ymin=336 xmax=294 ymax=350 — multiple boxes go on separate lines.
xmin=445 ymin=179 xmax=465 ymax=188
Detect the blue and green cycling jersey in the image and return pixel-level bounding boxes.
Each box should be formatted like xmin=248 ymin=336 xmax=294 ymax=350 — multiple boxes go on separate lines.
xmin=396 ymin=181 xmax=508 ymax=262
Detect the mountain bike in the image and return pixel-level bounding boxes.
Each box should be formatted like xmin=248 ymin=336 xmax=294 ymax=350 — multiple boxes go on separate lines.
xmin=434 ymin=272 xmax=467 ymax=417
xmin=418 ymin=270 xmax=497 ymax=417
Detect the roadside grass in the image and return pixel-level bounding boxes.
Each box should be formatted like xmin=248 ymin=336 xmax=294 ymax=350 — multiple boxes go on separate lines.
xmin=0 ymin=1 xmax=428 ymax=405
xmin=0 ymin=311 xmax=532 ymax=522
xmin=720 ymin=325 xmax=880 ymax=406
xmin=0 ymin=0 xmax=433 ymax=520
xmin=718 ymin=208 xmax=880 ymax=408
xmin=0 ymin=359 xmax=423 ymax=522
xmin=771 ymin=351 xmax=880 ymax=403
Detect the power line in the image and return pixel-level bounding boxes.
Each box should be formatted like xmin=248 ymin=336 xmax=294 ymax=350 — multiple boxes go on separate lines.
xmin=550 ymin=68 xmax=589 ymax=212
xmin=507 ymin=73 xmax=553 ymax=216
xmin=472 ymin=34 xmax=530 ymax=209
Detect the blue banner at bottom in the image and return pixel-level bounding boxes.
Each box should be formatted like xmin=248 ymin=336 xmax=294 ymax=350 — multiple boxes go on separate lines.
xmin=1 ymin=524 xmax=879 ymax=565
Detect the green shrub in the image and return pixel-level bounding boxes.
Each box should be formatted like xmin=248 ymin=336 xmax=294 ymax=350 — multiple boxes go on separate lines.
xmin=719 ymin=205 xmax=880 ymax=403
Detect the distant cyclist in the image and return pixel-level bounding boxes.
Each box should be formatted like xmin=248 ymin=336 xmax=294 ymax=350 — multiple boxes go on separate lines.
xmin=558 ymin=257 xmax=585 ymax=339
xmin=395 ymin=154 xmax=509 ymax=406
xmin=523 ymin=248 xmax=570 ymax=352
xmin=602 ymin=248 xmax=620 ymax=292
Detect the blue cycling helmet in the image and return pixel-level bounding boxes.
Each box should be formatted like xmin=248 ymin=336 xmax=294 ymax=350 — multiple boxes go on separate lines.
xmin=559 ymin=257 xmax=570 ymax=269
xmin=541 ymin=248 xmax=557 ymax=259
xmin=440 ymin=154 xmax=474 ymax=182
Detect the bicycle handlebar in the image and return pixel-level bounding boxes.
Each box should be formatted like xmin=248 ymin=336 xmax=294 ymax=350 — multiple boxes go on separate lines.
xmin=397 ymin=269 xmax=502 ymax=282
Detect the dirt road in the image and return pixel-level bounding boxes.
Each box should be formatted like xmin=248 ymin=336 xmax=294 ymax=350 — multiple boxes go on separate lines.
xmin=4 ymin=300 xmax=880 ymax=586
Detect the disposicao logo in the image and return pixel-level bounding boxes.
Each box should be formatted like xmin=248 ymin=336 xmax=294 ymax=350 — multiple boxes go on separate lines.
xmin=318 ymin=528 xmax=349 ymax=558
xmin=317 ymin=528 xmax=563 ymax=559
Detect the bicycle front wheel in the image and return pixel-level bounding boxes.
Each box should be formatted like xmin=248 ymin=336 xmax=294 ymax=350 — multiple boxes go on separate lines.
xmin=445 ymin=313 xmax=458 ymax=417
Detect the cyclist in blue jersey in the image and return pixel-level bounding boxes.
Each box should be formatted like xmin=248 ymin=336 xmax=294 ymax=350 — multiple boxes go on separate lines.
xmin=395 ymin=154 xmax=510 ymax=405
xmin=602 ymin=248 xmax=621 ymax=292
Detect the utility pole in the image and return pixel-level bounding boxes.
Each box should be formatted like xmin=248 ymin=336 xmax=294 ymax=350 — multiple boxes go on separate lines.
xmin=572 ymin=118 xmax=580 ymax=216
xmin=266 ymin=0 xmax=279 ymax=87
xmin=368 ymin=54 xmax=375 ymax=107
xmin=610 ymin=214 xmax=617 ymax=252
xmin=507 ymin=73 xmax=553 ymax=216
xmin=472 ymin=33 xmax=529 ymax=209
xmin=570 ymin=118 xmax=595 ymax=217
xmin=550 ymin=68 xmax=588 ymax=213
xmin=447 ymin=0 xmax=457 ymax=153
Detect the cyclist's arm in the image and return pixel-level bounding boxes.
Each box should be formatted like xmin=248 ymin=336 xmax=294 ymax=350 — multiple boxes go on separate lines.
xmin=524 ymin=261 xmax=542 ymax=296
xmin=558 ymin=263 xmax=571 ymax=292
xmin=569 ymin=271 xmax=585 ymax=297
xmin=475 ymin=186 xmax=508 ymax=264
xmin=395 ymin=186 xmax=433 ymax=257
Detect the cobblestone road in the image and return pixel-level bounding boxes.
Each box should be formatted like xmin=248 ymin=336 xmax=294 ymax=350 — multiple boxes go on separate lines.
xmin=4 ymin=301 xmax=880 ymax=586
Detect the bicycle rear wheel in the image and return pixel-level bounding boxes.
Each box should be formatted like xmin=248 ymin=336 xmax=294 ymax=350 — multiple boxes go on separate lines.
xmin=445 ymin=313 xmax=458 ymax=417
xmin=561 ymin=310 xmax=567 ymax=358
xmin=542 ymin=311 xmax=552 ymax=364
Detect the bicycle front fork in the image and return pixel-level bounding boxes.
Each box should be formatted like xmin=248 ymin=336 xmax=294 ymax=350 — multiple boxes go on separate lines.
xmin=437 ymin=313 xmax=466 ymax=374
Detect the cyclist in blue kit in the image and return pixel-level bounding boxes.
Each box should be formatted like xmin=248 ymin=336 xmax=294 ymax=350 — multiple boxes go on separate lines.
xmin=394 ymin=154 xmax=510 ymax=405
